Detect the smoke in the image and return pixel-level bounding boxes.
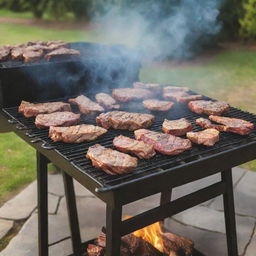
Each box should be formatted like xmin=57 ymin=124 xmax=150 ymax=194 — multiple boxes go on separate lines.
xmin=93 ymin=0 xmax=223 ymax=61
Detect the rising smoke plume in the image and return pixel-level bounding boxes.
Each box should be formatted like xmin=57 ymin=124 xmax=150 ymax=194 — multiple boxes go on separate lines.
xmin=93 ymin=0 xmax=223 ymax=61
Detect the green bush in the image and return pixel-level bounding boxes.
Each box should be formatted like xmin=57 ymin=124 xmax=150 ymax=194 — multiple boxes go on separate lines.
xmin=240 ymin=0 xmax=256 ymax=39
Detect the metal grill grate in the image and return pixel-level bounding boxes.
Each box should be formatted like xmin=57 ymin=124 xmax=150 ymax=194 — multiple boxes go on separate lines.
xmin=3 ymin=96 xmax=256 ymax=190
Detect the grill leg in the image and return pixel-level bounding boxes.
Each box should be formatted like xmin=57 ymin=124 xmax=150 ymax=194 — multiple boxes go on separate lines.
xmin=62 ymin=171 xmax=82 ymax=256
xmin=105 ymin=204 xmax=122 ymax=256
xmin=160 ymin=189 xmax=172 ymax=225
xmin=222 ymin=169 xmax=238 ymax=256
xmin=37 ymin=152 xmax=48 ymax=256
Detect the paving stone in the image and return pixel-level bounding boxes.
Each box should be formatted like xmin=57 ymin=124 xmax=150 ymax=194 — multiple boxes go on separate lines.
xmin=49 ymin=239 xmax=72 ymax=256
xmin=165 ymin=218 xmax=228 ymax=256
xmin=48 ymin=174 xmax=64 ymax=196
xmin=209 ymin=170 xmax=256 ymax=217
xmin=245 ymin=224 xmax=256 ymax=256
xmin=172 ymin=205 xmax=255 ymax=254
xmin=35 ymin=193 xmax=60 ymax=215
xmin=0 ymin=219 xmax=13 ymax=240
xmin=0 ymin=181 xmax=37 ymax=220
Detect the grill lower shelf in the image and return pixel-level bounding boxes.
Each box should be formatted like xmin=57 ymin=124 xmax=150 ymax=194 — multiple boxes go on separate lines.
xmin=2 ymin=95 xmax=256 ymax=191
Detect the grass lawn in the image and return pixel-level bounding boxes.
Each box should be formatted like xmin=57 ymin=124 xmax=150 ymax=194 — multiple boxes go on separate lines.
xmin=0 ymin=20 xmax=255 ymax=204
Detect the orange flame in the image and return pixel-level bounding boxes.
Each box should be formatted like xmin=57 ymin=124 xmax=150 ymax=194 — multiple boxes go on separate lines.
xmin=124 ymin=216 xmax=165 ymax=253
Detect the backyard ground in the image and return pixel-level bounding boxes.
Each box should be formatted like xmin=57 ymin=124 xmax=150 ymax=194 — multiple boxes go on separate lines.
xmin=0 ymin=12 xmax=256 ymax=205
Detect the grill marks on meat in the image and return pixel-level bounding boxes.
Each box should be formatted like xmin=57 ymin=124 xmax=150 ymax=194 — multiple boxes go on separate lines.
xmin=209 ymin=115 xmax=254 ymax=135
xmin=196 ymin=117 xmax=227 ymax=131
xmin=113 ymin=135 xmax=156 ymax=159
xmin=96 ymin=111 xmax=155 ymax=131
xmin=143 ymin=99 xmax=174 ymax=111
xmin=69 ymin=95 xmax=104 ymax=114
xmin=0 ymin=47 xmax=10 ymax=61
xmin=95 ymin=93 xmax=120 ymax=110
xmin=188 ymin=100 xmax=230 ymax=115
xmin=35 ymin=112 xmax=80 ymax=128
xmin=112 ymin=88 xmax=154 ymax=102
xmin=187 ymin=129 xmax=220 ymax=146
xmin=133 ymin=82 xmax=162 ymax=94
xmin=49 ymin=125 xmax=107 ymax=143
xmin=86 ymin=144 xmax=138 ymax=175
xmin=163 ymin=86 xmax=202 ymax=103
xmin=18 ymin=100 xmax=71 ymax=117
xmin=11 ymin=47 xmax=25 ymax=60
xmin=23 ymin=49 xmax=44 ymax=62
xmin=162 ymin=118 xmax=193 ymax=136
xmin=135 ymin=129 xmax=192 ymax=155
xmin=45 ymin=48 xmax=80 ymax=61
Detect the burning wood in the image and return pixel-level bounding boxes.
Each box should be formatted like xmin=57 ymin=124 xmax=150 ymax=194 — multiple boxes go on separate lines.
xmin=87 ymin=221 xmax=194 ymax=256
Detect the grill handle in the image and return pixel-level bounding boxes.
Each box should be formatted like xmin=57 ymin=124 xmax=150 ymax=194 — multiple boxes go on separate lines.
xmin=30 ymin=138 xmax=56 ymax=150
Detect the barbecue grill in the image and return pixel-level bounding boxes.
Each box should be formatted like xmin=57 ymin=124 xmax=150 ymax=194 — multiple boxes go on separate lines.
xmin=1 ymin=42 xmax=256 ymax=256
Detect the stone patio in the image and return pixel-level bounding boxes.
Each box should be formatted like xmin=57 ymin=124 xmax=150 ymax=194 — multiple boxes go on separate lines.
xmin=0 ymin=167 xmax=255 ymax=256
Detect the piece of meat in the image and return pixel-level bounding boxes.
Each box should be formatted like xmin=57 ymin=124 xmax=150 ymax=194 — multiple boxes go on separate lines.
xmin=133 ymin=82 xmax=162 ymax=94
xmin=87 ymin=244 xmax=104 ymax=256
xmin=187 ymin=128 xmax=220 ymax=146
xmin=163 ymin=86 xmax=190 ymax=93
xmin=143 ymin=99 xmax=174 ymax=111
xmin=135 ymin=129 xmax=192 ymax=155
xmin=112 ymin=88 xmax=154 ymax=102
xmin=96 ymin=111 xmax=155 ymax=131
xmin=45 ymin=48 xmax=80 ymax=60
xmin=11 ymin=47 xmax=25 ymax=60
xmin=23 ymin=49 xmax=44 ymax=62
xmin=18 ymin=100 xmax=71 ymax=117
xmin=86 ymin=144 xmax=138 ymax=175
xmin=46 ymin=40 xmax=69 ymax=50
xmin=162 ymin=118 xmax=193 ymax=136
xmin=95 ymin=93 xmax=120 ymax=110
xmin=209 ymin=115 xmax=254 ymax=135
xmin=196 ymin=117 xmax=227 ymax=131
xmin=0 ymin=47 xmax=10 ymax=61
xmin=113 ymin=135 xmax=156 ymax=159
xmin=162 ymin=232 xmax=194 ymax=256
xmin=35 ymin=112 xmax=80 ymax=129
xmin=188 ymin=100 xmax=230 ymax=115
xmin=49 ymin=124 xmax=107 ymax=143
xmin=69 ymin=95 xmax=104 ymax=114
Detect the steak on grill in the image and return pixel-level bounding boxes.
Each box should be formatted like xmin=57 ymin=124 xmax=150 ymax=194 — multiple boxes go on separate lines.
xmin=86 ymin=144 xmax=138 ymax=175
xmin=134 ymin=129 xmax=192 ymax=155
xmin=11 ymin=47 xmax=25 ymax=60
xmin=49 ymin=124 xmax=107 ymax=143
xmin=45 ymin=48 xmax=80 ymax=60
xmin=133 ymin=82 xmax=162 ymax=94
xmin=0 ymin=47 xmax=10 ymax=61
xmin=196 ymin=118 xmax=227 ymax=131
xmin=162 ymin=118 xmax=193 ymax=136
xmin=188 ymin=100 xmax=230 ymax=115
xmin=95 ymin=93 xmax=120 ymax=110
xmin=35 ymin=112 xmax=80 ymax=129
xmin=69 ymin=95 xmax=104 ymax=114
xmin=209 ymin=115 xmax=254 ymax=135
xmin=113 ymin=135 xmax=156 ymax=159
xmin=112 ymin=88 xmax=154 ymax=102
xmin=96 ymin=111 xmax=155 ymax=131
xmin=143 ymin=99 xmax=174 ymax=111
xmin=187 ymin=128 xmax=220 ymax=146
xmin=23 ymin=49 xmax=44 ymax=62
xmin=18 ymin=101 xmax=71 ymax=117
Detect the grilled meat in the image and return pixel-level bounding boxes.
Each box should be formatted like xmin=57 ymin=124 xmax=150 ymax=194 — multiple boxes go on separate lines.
xmin=162 ymin=118 xmax=193 ymax=136
xmin=69 ymin=95 xmax=104 ymax=114
xmin=96 ymin=111 xmax=155 ymax=131
xmin=11 ymin=47 xmax=25 ymax=60
xmin=45 ymin=48 xmax=80 ymax=60
xmin=35 ymin=112 xmax=80 ymax=129
xmin=196 ymin=118 xmax=227 ymax=131
xmin=23 ymin=49 xmax=44 ymax=62
xmin=18 ymin=100 xmax=71 ymax=118
xmin=133 ymin=82 xmax=162 ymax=94
xmin=134 ymin=129 xmax=192 ymax=155
xmin=86 ymin=144 xmax=138 ymax=175
xmin=113 ymin=135 xmax=156 ymax=159
xmin=143 ymin=99 xmax=174 ymax=111
xmin=49 ymin=124 xmax=107 ymax=143
xmin=187 ymin=129 xmax=220 ymax=146
xmin=95 ymin=93 xmax=120 ymax=110
xmin=87 ymin=244 xmax=104 ymax=256
xmin=46 ymin=40 xmax=69 ymax=50
xmin=0 ymin=47 xmax=10 ymax=61
xmin=188 ymin=100 xmax=230 ymax=115
xmin=209 ymin=115 xmax=254 ymax=135
xmin=112 ymin=88 xmax=154 ymax=102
